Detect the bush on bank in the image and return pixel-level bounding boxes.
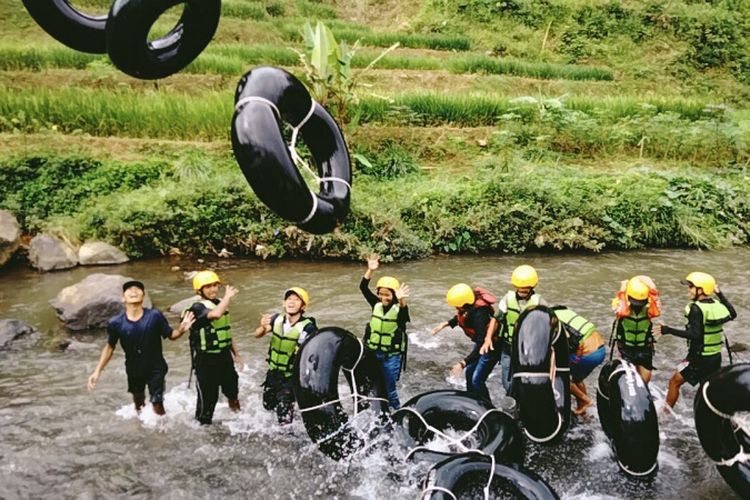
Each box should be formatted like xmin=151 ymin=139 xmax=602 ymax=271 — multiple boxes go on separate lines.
xmin=1 ymin=154 xmax=749 ymax=260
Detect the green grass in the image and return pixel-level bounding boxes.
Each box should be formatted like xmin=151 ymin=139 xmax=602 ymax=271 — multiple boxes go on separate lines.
xmin=221 ymin=0 xmax=268 ymax=20
xmin=0 ymin=44 xmax=611 ymax=82
xmin=449 ymin=54 xmax=614 ymax=81
xmin=2 ymin=87 xmax=744 ymax=164
xmin=2 ymin=0 xmax=750 ymax=260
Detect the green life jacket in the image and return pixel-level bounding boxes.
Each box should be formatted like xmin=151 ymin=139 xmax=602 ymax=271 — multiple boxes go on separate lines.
xmin=269 ymin=314 xmax=312 ymax=376
xmin=188 ymin=300 xmax=232 ymax=354
xmin=619 ymin=307 xmax=651 ymax=348
xmin=367 ymin=303 xmax=402 ymax=353
xmin=685 ymin=300 xmax=731 ymax=357
xmin=554 ymin=307 xmax=596 ymax=347
xmin=502 ymin=292 xmax=541 ymax=341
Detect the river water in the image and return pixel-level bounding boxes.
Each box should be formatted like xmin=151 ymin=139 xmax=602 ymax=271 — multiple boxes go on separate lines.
xmin=1 ymin=250 xmax=749 ymax=499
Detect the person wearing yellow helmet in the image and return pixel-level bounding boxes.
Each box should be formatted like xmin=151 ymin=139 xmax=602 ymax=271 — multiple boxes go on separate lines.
xmin=254 ymin=287 xmax=317 ymax=424
xmin=612 ymin=276 xmax=659 ymax=384
xmin=360 ymin=254 xmax=410 ymax=409
xmin=654 ymin=272 xmax=737 ymax=410
xmin=87 ymin=280 xmax=195 ymax=416
xmin=433 ymin=283 xmax=499 ymax=404
xmin=183 ymin=270 xmax=242 ymax=425
xmin=480 ymin=264 xmax=545 ymax=395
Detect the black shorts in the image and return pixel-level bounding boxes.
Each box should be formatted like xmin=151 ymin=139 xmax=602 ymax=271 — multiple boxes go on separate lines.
xmin=127 ymin=369 xmax=166 ymax=404
xmin=679 ymin=355 xmax=721 ymax=386
xmin=618 ymin=344 xmax=654 ymax=370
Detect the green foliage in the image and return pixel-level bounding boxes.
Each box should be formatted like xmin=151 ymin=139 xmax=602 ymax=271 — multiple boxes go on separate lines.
xmin=0 ymin=155 xmax=166 ymax=231
xmin=296 ymin=21 xmax=398 ymax=122
xmin=353 ymin=140 xmax=420 ymax=179
xmin=401 ymin=166 xmax=750 ymax=253
xmin=265 ymin=1 xmax=285 ymax=17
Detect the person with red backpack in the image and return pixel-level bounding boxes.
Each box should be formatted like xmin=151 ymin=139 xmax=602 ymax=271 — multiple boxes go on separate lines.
xmin=432 ymin=283 xmax=499 ymax=404
xmin=611 ymin=275 xmax=661 ymax=384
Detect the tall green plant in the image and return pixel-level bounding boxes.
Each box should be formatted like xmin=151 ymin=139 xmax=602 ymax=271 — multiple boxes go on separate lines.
xmin=295 ymin=21 xmax=398 ymax=122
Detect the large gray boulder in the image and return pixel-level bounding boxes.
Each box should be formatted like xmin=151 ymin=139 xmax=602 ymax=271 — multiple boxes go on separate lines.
xmin=169 ymin=295 xmax=202 ymax=314
xmin=0 ymin=319 xmax=36 ymax=350
xmin=78 ymin=241 xmax=129 ymax=266
xmin=0 ymin=210 xmax=21 ymax=267
xmin=28 ymin=234 xmax=78 ymax=272
xmin=50 ymin=273 xmax=152 ymax=330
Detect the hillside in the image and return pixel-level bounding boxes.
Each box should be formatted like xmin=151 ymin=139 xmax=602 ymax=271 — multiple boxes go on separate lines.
xmin=1 ymin=0 xmax=749 ymax=260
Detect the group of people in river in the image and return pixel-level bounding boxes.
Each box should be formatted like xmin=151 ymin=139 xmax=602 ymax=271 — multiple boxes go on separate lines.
xmin=86 ymin=256 xmax=737 ymax=427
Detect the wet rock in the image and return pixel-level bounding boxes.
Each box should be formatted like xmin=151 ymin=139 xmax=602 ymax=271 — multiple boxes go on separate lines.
xmin=169 ymin=295 xmax=201 ymax=314
xmin=731 ymin=342 xmax=748 ymax=353
xmin=61 ymin=339 xmax=101 ymax=352
xmin=50 ymin=273 xmax=152 ymax=330
xmin=0 ymin=210 xmax=21 ymax=267
xmin=0 ymin=319 xmax=37 ymax=350
xmin=78 ymin=241 xmax=129 ymax=266
xmin=28 ymin=234 xmax=78 ymax=272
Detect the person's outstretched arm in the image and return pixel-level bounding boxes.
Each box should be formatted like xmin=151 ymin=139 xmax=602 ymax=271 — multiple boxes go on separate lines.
xmin=207 ymin=286 xmax=238 ymax=320
xmin=87 ymin=343 xmax=114 ymax=390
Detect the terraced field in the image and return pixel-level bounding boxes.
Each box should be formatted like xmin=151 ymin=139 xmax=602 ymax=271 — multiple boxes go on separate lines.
xmin=1 ymin=0 xmax=749 ymax=259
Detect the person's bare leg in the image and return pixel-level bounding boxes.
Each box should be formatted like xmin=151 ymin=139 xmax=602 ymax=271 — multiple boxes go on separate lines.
xmin=666 ymin=371 xmax=684 ymax=408
xmin=132 ymin=392 xmax=146 ymax=413
xmin=571 ymin=382 xmax=593 ymax=415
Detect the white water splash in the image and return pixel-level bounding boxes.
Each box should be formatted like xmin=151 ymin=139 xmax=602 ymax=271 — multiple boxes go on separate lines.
xmin=408 ymin=330 xmax=442 ymax=350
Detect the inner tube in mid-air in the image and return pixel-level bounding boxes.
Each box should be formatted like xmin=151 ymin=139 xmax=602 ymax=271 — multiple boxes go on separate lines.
xmin=231 ymin=66 xmax=352 ymax=234
xmin=393 ymin=390 xmax=524 ymax=465
xmin=694 ymin=363 xmax=750 ymax=498
xmin=293 ymin=326 xmax=388 ymax=461
xmin=105 ymin=0 xmax=221 ymax=79
xmin=596 ymin=359 xmax=659 ymax=477
xmin=421 ymin=452 xmax=559 ymax=500
xmin=512 ymin=306 xmax=571 ymax=443
xmin=21 ymin=0 xmax=107 ymax=53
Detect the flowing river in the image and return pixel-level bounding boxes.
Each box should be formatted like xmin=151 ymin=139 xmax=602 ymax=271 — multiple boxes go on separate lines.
xmin=1 ymin=250 xmax=749 ymax=499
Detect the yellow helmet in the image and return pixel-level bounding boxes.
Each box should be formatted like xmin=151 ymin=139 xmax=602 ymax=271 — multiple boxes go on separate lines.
xmin=511 ymin=265 xmax=538 ymax=288
xmin=284 ymin=287 xmax=309 ymax=306
xmin=193 ymin=270 xmax=221 ymax=292
xmin=626 ymin=277 xmax=649 ymax=301
xmin=447 ymin=283 xmax=474 ymax=308
xmin=376 ymin=276 xmax=400 ymax=291
xmin=683 ymin=272 xmax=715 ymax=295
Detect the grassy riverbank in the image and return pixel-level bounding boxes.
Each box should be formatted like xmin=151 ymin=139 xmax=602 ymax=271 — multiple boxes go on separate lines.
xmin=1 ymin=0 xmax=749 ymax=260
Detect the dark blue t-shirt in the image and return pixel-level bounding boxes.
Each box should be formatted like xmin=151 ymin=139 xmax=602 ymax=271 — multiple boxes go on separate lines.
xmin=107 ymin=308 xmax=172 ymax=374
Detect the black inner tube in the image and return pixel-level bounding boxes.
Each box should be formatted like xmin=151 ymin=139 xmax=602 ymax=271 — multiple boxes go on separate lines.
xmin=423 ymin=453 xmax=559 ymax=500
xmin=105 ymin=0 xmax=221 ymax=79
xmin=22 ymin=0 xmax=107 ymax=54
xmin=694 ymin=363 xmax=750 ymax=498
xmin=293 ymin=327 xmax=388 ymax=461
xmin=231 ymin=66 xmax=352 ymax=234
xmin=394 ymin=390 xmax=524 ymax=465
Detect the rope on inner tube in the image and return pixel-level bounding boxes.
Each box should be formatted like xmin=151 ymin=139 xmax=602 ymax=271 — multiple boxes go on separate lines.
xmin=700 ymin=382 xmax=750 ymax=467
xmin=405 ymin=407 xmax=508 ymax=500
xmin=298 ymin=335 xmax=388 ymax=415
xmin=234 ymin=97 xmax=351 ymax=225
xmin=420 ymin=486 xmax=457 ymax=500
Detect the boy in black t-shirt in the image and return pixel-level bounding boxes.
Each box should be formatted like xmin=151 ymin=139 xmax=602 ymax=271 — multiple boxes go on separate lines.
xmin=87 ymin=280 xmax=194 ymax=415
